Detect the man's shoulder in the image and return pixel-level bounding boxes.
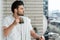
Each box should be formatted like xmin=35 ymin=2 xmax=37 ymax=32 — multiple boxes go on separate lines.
xmin=4 ymin=15 xmax=12 ymax=20
xmin=24 ymin=16 xmax=30 ymax=19
xmin=23 ymin=16 xmax=31 ymax=22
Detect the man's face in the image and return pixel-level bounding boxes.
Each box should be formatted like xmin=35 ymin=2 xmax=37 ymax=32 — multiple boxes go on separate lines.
xmin=17 ymin=5 xmax=24 ymax=16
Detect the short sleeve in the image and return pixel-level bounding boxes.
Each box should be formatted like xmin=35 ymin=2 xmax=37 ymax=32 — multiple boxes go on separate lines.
xmin=28 ymin=18 xmax=33 ymax=31
xmin=3 ymin=17 xmax=10 ymax=28
xmin=29 ymin=23 xmax=33 ymax=31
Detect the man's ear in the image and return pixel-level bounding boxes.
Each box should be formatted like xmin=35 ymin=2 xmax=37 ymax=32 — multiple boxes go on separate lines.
xmin=14 ymin=9 xmax=17 ymax=13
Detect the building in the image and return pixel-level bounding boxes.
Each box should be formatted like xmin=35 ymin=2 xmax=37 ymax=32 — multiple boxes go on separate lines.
xmin=2 ymin=0 xmax=47 ymax=40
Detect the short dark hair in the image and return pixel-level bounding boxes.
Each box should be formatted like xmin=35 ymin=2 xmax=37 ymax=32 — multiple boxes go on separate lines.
xmin=11 ymin=1 xmax=24 ymax=13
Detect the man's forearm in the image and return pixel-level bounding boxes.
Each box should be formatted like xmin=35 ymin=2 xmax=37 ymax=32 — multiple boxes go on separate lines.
xmin=31 ymin=30 xmax=45 ymax=40
xmin=4 ymin=23 xmax=16 ymax=37
xmin=30 ymin=30 xmax=40 ymax=39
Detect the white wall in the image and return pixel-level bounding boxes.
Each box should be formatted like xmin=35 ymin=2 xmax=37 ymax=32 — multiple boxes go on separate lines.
xmin=0 ymin=0 xmax=3 ymax=40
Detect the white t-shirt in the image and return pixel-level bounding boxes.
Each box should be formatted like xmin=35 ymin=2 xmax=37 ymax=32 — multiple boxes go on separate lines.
xmin=3 ymin=15 xmax=33 ymax=40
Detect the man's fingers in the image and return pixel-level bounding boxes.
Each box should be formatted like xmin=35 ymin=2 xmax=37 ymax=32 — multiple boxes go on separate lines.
xmin=40 ymin=36 xmax=45 ymax=40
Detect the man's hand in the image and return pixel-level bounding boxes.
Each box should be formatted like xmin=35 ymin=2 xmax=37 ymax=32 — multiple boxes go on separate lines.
xmin=13 ymin=17 xmax=20 ymax=25
xmin=39 ymin=36 xmax=45 ymax=40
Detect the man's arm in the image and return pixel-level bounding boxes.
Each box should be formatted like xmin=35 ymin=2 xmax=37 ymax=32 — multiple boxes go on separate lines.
xmin=30 ymin=30 xmax=40 ymax=39
xmin=3 ymin=23 xmax=16 ymax=37
xmin=30 ymin=30 xmax=45 ymax=40
xmin=3 ymin=18 xmax=20 ymax=37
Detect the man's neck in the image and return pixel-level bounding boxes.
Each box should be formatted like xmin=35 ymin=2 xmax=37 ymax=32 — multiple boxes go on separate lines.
xmin=13 ymin=14 xmax=18 ymax=19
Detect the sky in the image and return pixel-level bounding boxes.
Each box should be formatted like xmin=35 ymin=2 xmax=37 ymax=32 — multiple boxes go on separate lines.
xmin=48 ymin=0 xmax=60 ymax=11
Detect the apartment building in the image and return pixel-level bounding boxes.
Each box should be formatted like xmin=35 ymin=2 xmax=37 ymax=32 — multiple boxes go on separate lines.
xmin=2 ymin=0 xmax=45 ymax=40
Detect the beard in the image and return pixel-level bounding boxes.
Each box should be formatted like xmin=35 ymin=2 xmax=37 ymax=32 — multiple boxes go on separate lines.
xmin=17 ymin=13 xmax=24 ymax=16
xmin=17 ymin=13 xmax=24 ymax=24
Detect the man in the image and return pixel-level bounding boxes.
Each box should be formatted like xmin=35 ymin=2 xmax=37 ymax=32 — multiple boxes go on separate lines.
xmin=3 ymin=1 xmax=45 ymax=40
